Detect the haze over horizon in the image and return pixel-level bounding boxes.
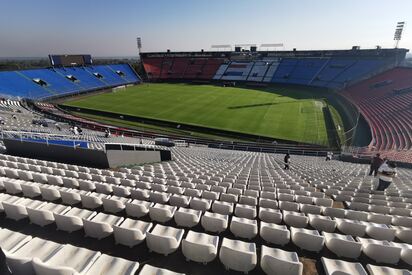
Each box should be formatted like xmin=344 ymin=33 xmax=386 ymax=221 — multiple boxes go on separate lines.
xmin=0 ymin=0 xmax=411 ymax=57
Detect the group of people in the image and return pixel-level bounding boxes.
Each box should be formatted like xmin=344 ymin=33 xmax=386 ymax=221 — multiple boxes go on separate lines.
xmin=283 ymin=152 xmax=397 ymax=192
xmin=369 ymin=153 xmax=397 ymax=192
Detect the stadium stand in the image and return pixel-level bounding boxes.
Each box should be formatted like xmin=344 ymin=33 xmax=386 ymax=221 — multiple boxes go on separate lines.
xmin=1 ymin=146 xmax=412 ymax=274
xmin=141 ymin=48 xmax=406 ymax=89
xmin=342 ymin=67 xmax=412 ymax=161
xmin=0 ymin=64 xmax=140 ymax=100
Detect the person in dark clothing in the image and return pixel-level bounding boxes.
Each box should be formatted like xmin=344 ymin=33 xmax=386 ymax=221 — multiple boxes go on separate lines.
xmin=369 ymin=153 xmax=383 ymax=176
xmin=284 ymin=153 xmax=290 ymax=170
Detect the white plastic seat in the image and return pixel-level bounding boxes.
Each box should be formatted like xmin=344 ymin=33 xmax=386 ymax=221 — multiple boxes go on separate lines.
xmin=95 ymin=182 xmax=113 ymax=194
xmin=367 ymin=212 xmax=392 ymax=224
xmin=150 ymin=191 xmax=171 ymax=204
xmin=323 ymin=232 xmax=362 ymax=259
xmin=112 ymin=185 xmax=131 ymax=197
xmin=125 ymin=199 xmax=153 ymax=218
xmin=220 ymin=193 xmax=238 ymax=203
xmin=308 ymin=214 xmax=336 ymax=232
xmin=202 ymin=190 xmax=220 ymax=201
xmin=85 ymin=253 xmax=139 ymax=275
xmin=3 ymin=180 xmax=22 ymax=194
xmin=291 ymin=227 xmax=324 ymax=252
xmin=32 ymin=173 xmax=47 ymax=184
xmin=278 ymin=193 xmax=294 ymax=202
xmin=259 ymin=198 xmax=278 ymax=209
xmin=300 ymin=204 xmax=322 ymax=215
xmin=47 ymin=175 xmax=63 ymax=186
xmin=346 ymin=210 xmax=368 ymax=221
xmin=4 ymin=237 xmax=62 ymax=275
xmin=113 ymin=218 xmax=153 ymax=247
xmin=201 ymin=211 xmax=228 ymax=233
xmin=230 ymin=216 xmax=258 ymax=239
xmin=62 ymin=177 xmax=79 ymax=188
xmin=366 ymin=223 xmax=396 ymax=241
xmin=321 ymin=257 xmax=367 ymax=275
xmin=20 ymin=182 xmax=41 ymax=198
xmin=27 ymin=202 xmax=70 ymax=227
xmin=130 ymin=188 xmax=150 ymax=200
xmin=295 ymin=195 xmax=313 ymax=205
xmin=234 ymin=204 xmax=257 ymax=219
xmin=0 ymin=228 xmax=32 ymax=253
xmin=3 ymin=198 xmax=44 ymax=221
xmin=283 ymin=211 xmax=308 ymax=228
xmin=78 ymin=179 xmax=96 ymax=191
xmin=335 ymin=218 xmax=368 ymax=237
xmin=190 ymin=197 xmax=211 ymax=211
xmin=279 ymin=201 xmax=299 ymax=212
xmin=366 ymin=264 xmax=411 ymax=275
xmin=149 ymin=203 xmax=177 ymax=223
xmin=83 ymin=212 xmax=124 ymax=239
xmin=146 ymin=224 xmax=184 ymax=255
xmin=356 ymin=237 xmax=401 ymax=264
xmin=391 ymin=225 xmax=412 ymax=244
xmin=260 ymin=191 xmax=276 ymax=200
xmin=17 ymin=170 xmax=33 ymax=181
xmin=212 ymin=200 xmax=233 ymax=215
xmin=32 ymin=244 xmax=101 ymax=275
xmin=392 ymin=216 xmax=412 ymax=227
xmin=184 ymin=188 xmax=202 ymax=198
xmin=260 ymin=222 xmax=290 ymax=246
xmin=54 ymin=207 xmax=96 ymax=232
xmin=259 ymin=207 xmax=282 ymax=224
xmin=169 ymin=194 xmax=191 ymax=207
xmin=323 ymin=207 xmax=346 ymax=218
xmin=239 ymin=195 xmax=257 ymax=206
xmin=81 ymin=192 xmax=108 ymax=209
xmin=0 ymin=194 xmax=20 ymax=212
xmin=40 ymin=186 xmax=61 ymax=201
xmin=219 ymin=238 xmax=257 ymax=273
xmin=102 ymin=195 xmax=130 ymax=213
xmin=389 ymin=242 xmax=412 ymax=266
xmin=59 ymin=189 xmax=87 ymax=205
xmin=174 ymin=207 xmax=202 ymax=228
xmin=261 ymin=245 xmax=303 ymax=275
xmin=182 ymin=230 xmax=219 ymax=264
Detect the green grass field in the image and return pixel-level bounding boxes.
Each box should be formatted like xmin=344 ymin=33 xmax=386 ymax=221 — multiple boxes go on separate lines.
xmin=63 ymin=83 xmax=334 ymax=145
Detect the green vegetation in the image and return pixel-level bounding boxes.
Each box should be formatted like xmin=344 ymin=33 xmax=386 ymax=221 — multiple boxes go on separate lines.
xmin=64 ymin=83 xmax=339 ymax=145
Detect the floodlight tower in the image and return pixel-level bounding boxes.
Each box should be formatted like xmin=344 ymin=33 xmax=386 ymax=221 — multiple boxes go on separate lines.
xmin=394 ymin=22 xmax=405 ymax=48
xmin=137 ymin=37 xmax=142 ymax=54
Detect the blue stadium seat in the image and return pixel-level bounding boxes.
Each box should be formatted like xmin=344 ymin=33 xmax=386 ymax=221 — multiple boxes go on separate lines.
xmin=85 ymin=65 xmax=126 ymax=86
xmin=0 ymin=63 xmax=140 ymax=100
xmin=108 ymin=64 xmax=140 ymax=83
xmin=20 ymin=69 xmax=79 ymax=96
xmin=0 ymin=71 xmax=53 ymax=99
xmin=55 ymin=67 xmax=106 ymax=91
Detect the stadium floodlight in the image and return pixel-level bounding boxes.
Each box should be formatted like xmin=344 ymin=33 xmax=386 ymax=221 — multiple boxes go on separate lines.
xmin=137 ymin=37 xmax=142 ymax=53
xmin=393 ymin=22 xmax=405 ymax=48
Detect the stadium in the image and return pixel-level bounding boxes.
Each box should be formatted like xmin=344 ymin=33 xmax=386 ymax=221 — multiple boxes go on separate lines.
xmin=0 ymin=1 xmax=412 ymax=275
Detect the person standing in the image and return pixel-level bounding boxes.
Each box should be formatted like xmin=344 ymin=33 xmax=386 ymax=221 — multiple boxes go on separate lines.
xmin=376 ymin=160 xmax=397 ymax=191
xmin=284 ymin=153 xmax=290 ymax=170
xmin=369 ymin=153 xmax=383 ymax=176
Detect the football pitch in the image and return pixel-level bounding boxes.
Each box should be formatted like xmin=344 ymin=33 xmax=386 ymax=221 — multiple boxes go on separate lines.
xmin=63 ymin=83 xmax=335 ymax=145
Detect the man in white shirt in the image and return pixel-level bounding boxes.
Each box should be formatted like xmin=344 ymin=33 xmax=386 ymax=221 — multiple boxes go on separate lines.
xmin=376 ymin=160 xmax=396 ymax=191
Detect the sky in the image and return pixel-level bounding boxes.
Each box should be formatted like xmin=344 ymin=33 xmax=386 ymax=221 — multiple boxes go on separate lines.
xmin=0 ymin=0 xmax=411 ymax=57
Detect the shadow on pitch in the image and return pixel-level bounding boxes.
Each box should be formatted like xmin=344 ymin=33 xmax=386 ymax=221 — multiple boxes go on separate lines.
xmin=228 ymin=101 xmax=296 ymax=109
